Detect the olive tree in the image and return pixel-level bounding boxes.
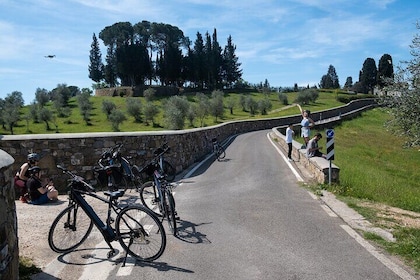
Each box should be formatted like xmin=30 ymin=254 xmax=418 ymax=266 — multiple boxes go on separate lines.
xmin=109 ymin=109 xmax=126 ymax=131
xmin=126 ymin=98 xmax=143 ymax=122
xmin=163 ymin=96 xmax=190 ymax=129
xmin=381 ymin=22 xmax=420 ymax=147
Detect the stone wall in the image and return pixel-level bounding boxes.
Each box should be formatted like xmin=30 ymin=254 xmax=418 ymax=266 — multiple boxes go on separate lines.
xmin=272 ymin=126 xmax=340 ymax=184
xmin=0 ymin=150 xmax=18 ymax=279
xmin=0 ymin=99 xmax=376 ymax=194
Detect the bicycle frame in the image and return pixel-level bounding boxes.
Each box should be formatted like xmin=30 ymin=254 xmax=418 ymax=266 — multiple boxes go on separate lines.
xmin=51 ymin=165 xmax=167 ymax=265
xmin=152 ymin=169 xmax=165 ymax=213
xmin=69 ymin=189 xmax=119 ymax=243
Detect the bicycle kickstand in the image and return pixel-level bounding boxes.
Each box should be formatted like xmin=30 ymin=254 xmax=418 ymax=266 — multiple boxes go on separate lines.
xmin=122 ymin=237 xmax=134 ymax=267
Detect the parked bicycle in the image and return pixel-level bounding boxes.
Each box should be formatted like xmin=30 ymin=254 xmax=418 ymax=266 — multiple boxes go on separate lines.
xmin=211 ymin=137 xmax=226 ymax=161
xmin=138 ymin=145 xmax=178 ymax=236
xmin=96 ymin=143 xmax=143 ymax=191
xmin=145 ymin=143 xmax=176 ymax=182
xmin=48 ymin=165 xmax=166 ymax=265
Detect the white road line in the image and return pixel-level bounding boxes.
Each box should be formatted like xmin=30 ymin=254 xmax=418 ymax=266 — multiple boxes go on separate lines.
xmin=308 ymin=192 xmax=337 ymax=217
xmin=269 ymin=131 xmax=416 ymax=279
xmin=341 ymin=225 xmax=416 ymax=280
xmin=267 ymin=133 xmax=304 ymax=182
xmin=42 ymin=257 xmax=66 ymax=278
xmin=116 ymin=257 xmax=136 ymax=276
xmin=307 ymin=191 xmax=318 ymax=200
xmin=183 ymin=134 xmax=236 ymax=179
xmin=78 ymin=240 xmax=133 ymax=279
xmin=320 ymin=204 xmax=338 ymax=217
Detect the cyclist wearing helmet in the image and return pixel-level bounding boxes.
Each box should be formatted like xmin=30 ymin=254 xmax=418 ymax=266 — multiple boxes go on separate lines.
xmin=27 ymin=166 xmax=58 ymax=205
xmin=15 ymin=153 xmax=40 ymax=202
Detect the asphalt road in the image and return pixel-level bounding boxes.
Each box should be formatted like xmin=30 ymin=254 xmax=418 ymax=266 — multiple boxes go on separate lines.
xmin=36 ymin=130 xmax=415 ymax=280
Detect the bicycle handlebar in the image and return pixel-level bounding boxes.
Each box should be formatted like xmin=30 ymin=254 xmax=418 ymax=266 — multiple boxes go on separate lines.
xmin=153 ymin=142 xmax=170 ymax=157
xmin=57 ymin=165 xmax=96 ymax=192
xmin=99 ymin=143 xmax=124 ymax=159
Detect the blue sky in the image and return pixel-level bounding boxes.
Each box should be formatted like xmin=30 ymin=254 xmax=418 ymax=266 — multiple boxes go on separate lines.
xmin=1 ymin=0 xmax=419 ymax=104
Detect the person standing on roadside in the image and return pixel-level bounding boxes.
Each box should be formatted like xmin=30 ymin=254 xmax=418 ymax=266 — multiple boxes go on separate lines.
xmin=297 ymin=104 xmax=315 ymax=147
xmin=286 ymin=124 xmax=294 ymax=161
xmin=15 ymin=153 xmax=40 ymax=203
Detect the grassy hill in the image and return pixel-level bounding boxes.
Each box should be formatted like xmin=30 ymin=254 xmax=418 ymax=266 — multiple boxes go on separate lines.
xmin=8 ymin=90 xmax=347 ymax=135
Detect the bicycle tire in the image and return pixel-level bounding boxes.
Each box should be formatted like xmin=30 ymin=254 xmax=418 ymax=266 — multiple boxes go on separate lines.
xmin=162 ymin=160 xmax=176 ymax=182
xmin=139 ymin=181 xmax=162 ymax=217
xmin=48 ymin=204 xmax=93 ymax=253
xmin=116 ymin=205 xmax=166 ymax=262
xmin=163 ymin=190 xmax=177 ymax=236
xmin=217 ymin=145 xmax=226 ymax=160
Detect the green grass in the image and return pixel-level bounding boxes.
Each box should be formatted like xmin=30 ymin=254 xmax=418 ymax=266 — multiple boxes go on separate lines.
xmin=313 ymin=108 xmax=420 ymax=272
xmin=7 ymin=91 xmax=345 ymax=135
xmin=19 ymin=256 xmax=41 ymax=280
xmin=327 ymin=108 xmax=420 ymax=212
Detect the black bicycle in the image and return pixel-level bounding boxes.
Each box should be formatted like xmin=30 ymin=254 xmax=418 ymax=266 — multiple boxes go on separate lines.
xmin=212 ymin=137 xmax=226 ymax=161
xmin=145 ymin=143 xmax=176 ymax=182
xmin=48 ymin=165 xmax=166 ymax=265
xmin=96 ymin=143 xmax=143 ymax=191
xmin=137 ymin=146 xmax=178 ymax=236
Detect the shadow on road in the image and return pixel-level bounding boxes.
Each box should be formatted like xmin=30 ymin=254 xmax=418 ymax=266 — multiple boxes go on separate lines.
xmin=175 ymin=219 xmax=212 ymax=244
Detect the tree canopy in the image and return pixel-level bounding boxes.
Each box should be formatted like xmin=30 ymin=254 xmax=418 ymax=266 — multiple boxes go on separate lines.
xmin=90 ymin=21 xmax=243 ymax=91
xmin=381 ymin=23 xmax=420 ymax=148
xmin=320 ymin=65 xmax=340 ymax=89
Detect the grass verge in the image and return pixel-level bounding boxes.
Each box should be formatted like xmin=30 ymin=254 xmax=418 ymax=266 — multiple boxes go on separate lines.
xmin=19 ymin=256 xmax=42 ymax=279
xmin=305 ymin=108 xmax=420 ymax=273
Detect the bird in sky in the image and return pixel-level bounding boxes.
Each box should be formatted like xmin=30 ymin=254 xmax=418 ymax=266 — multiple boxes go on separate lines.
xmin=44 ymin=55 xmax=56 ymax=58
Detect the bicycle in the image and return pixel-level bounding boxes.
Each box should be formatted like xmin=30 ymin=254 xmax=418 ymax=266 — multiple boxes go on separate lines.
xmin=211 ymin=137 xmax=226 ymax=161
xmin=48 ymin=165 xmax=166 ymax=265
xmin=137 ymin=147 xmax=178 ymax=236
xmin=96 ymin=143 xmax=143 ymax=192
xmin=144 ymin=143 xmax=176 ymax=182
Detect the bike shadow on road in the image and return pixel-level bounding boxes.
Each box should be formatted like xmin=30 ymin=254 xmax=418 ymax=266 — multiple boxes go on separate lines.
xmin=175 ymin=219 xmax=212 ymax=244
xmin=54 ymin=247 xmax=195 ymax=275
xmin=56 ymin=247 xmax=123 ymax=266
xmin=133 ymin=259 xmax=195 ymax=273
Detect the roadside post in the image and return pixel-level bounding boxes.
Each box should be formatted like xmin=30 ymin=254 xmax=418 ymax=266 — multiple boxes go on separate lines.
xmin=326 ymin=129 xmax=335 ymax=185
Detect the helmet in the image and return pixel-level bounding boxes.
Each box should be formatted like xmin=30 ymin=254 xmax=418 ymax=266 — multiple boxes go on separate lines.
xmin=27 ymin=153 xmax=40 ymax=161
xmin=28 ymin=166 xmax=41 ymax=175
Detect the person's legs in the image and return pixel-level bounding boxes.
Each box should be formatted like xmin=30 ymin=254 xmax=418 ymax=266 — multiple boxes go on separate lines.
xmin=287 ymin=143 xmax=292 ymax=159
xmin=30 ymin=193 xmax=49 ymax=205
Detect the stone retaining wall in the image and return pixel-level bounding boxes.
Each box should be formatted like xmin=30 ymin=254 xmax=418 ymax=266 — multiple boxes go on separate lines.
xmin=272 ymin=127 xmax=340 ymax=184
xmin=0 ymin=99 xmax=376 ymax=194
xmin=0 ymin=150 xmax=18 ymax=279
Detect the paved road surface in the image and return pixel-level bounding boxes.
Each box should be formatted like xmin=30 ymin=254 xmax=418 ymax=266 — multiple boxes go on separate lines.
xmin=23 ymin=130 xmax=417 ymax=280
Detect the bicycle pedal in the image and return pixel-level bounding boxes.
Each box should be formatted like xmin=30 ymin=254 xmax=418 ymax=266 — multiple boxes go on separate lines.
xmin=107 ymin=249 xmax=116 ymax=258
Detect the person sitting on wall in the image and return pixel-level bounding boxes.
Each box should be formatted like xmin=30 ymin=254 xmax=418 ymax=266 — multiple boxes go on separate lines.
xmin=27 ymin=166 xmax=58 ymax=205
xmin=306 ymin=133 xmax=326 ymax=159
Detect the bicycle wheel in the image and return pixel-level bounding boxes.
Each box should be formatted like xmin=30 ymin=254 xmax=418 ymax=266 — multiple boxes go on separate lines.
xmin=48 ymin=204 xmax=93 ymax=253
xmin=217 ymin=145 xmax=226 ymax=160
xmin=139 ymin=181 xmax=162 ymax=217
xmin=163 ymin=189 xmax=177 ymax=236
xmin=116 ymin=205 xmax=166 ymax=262
xmin=162 ymin=160 xmax=176 ymax=182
